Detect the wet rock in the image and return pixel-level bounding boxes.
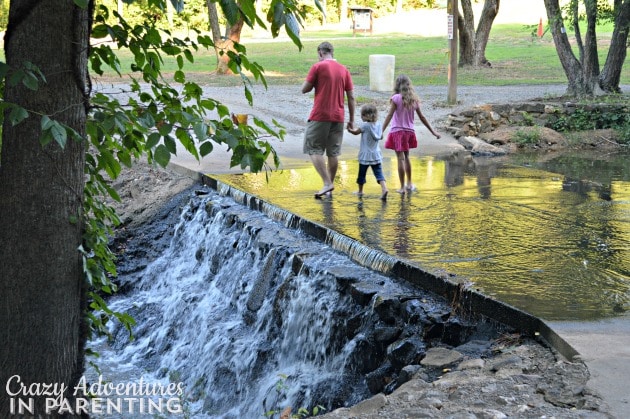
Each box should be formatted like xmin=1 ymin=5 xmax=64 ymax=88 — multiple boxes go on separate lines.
xmin=365 ymin=363 xmax=395 ymax=394
xmin=373 ymin=324 xmax=401 ymax=344
xmin=346 ymin=335 xmax=382 ymax=374
xmin=401 ymin=298 xmax=430 ymax=324
xmin=348 ymin=281 xmax=382 ymax=305
xmin=373 ymin=294 xmax=402 ymax=324
xmin=246 ymin=248 xmax=278 ymax=313
xmin=388 ymin=337 xmax=426 ymax=368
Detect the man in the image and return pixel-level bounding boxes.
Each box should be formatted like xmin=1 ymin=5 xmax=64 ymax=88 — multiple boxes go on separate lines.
xmin=302 ymin=41 xmax=355 ymax=198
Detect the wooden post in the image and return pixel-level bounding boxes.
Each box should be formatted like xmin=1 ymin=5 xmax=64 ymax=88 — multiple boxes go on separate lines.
xmin=447 ymin=0 xmax=458 ymax=105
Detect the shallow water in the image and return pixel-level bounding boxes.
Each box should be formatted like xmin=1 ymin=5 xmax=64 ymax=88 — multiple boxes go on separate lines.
xmin=217 ymin=150 xmax=630 ymax=321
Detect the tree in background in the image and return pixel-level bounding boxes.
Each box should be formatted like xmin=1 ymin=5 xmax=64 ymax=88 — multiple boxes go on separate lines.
xmin=597 ymin=0 xmax=629 ymax=92
xmin=0 ymin=0 xmax=294 ymax=415
xmin=458 ymin=0 xmax=500 ymax=67
xmin=544 ymin=0 xmax=629 ymax=95
xmin=209 ymin=0 xmax=311 ymax=74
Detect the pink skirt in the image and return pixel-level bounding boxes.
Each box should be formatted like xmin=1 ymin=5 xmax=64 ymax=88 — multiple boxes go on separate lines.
xmin=384 ymin=130 xmax=418 ymax=152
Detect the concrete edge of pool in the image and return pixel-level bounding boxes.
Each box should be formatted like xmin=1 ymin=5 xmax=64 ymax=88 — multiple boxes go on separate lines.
xmin=199 ymin=173 xmax=578 ymax=361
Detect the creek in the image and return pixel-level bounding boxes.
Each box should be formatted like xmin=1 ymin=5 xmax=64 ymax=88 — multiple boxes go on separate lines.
xmin=218 ymin=149 xmax=630 ymax=321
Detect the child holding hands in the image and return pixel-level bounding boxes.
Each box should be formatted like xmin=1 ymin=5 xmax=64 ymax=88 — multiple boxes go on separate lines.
xmin=347 ymin=104 xmax=389 ymax=201
xmin=382 ymin=74 xmax=441 ymax=193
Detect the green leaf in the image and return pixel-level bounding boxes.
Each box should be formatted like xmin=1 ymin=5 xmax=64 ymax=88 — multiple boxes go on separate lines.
xmin=174 ymin=70 xmax=185 ymax=83
xmin=8 ymin=69 xmax=24 ymax=87
xmin=40 ymin=117 xmax=73 ymax=149
xmin=157 ymin=121 xmax=172 ymax=135
xmin=41 ymin=115 xmax=54 ymax=130
xmin=285 ymin=14 xmax=302 ymax=50
xmin=176 ymin=127 xmax=199 ymax=160
xmin=74 ymin=0 xmax=89 ymax=8
xmin=164 ymin=135 xmax=177 ymax=154
xmin=8 ymin=105 xmax=28 ymax=126
xmin=169 ymin=0 xmax=184 ymax=13
xmin=154 ymin=144 xmax=171 ymax=167
xmin=218 ymin=0 xmax=241 ymax=25
xmin=193 ymin=122 xmax=209 ymax=141
xmin=146 ymin=132 xmax=161 ymax=149
xmin=184 ymin=49 xmax=194 ymax=63
xmin=92 ymin=24 xmax=110 ymax=39
xmin=117 ymin=149 xmax=132 ymax=168
xmin=199 ymin=141 xmax=213 ymax=157
xmin=99 ymin=150 xmax=121 ymax=178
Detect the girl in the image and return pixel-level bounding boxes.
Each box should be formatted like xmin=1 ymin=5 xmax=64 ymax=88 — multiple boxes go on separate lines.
xmin=347 ymin=104 xmax=389 ymax=200
xmin=382 ymin=74 xmax=441 ymax=193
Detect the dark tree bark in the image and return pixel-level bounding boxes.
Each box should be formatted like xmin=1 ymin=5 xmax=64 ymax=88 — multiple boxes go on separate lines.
xmin=569 ymin=0 xmax=585 ymax=63
xmin=599 ymin=0 xmax=630 ymax=92
xmin=458 ymin=0 xmax=500 ymax=67
xmin=546 ymin=0 xmax=628 ymax=95
xmin=0 ymin=0 xmax=90 ymax=416
xmin=544 ymin=0 xmax=589 ymax=96
xmin=582 ymin=0 xmax=600 ymax=93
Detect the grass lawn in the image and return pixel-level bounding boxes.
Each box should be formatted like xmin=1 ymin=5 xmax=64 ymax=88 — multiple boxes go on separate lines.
xmin=96 ymin=22 xmax=629 ymax=88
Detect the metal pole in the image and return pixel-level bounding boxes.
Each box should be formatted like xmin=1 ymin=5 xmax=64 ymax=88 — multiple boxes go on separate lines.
xmin=447 ymin=0 xmax=458 ymax=105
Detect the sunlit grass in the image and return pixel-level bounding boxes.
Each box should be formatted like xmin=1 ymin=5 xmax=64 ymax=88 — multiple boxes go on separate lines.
xmin=94 ymin=22 xmax=629 ymax=88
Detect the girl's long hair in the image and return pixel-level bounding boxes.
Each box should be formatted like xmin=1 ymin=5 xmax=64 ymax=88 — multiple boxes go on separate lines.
xmin=393 ymin=74 xmax=420 ymax=109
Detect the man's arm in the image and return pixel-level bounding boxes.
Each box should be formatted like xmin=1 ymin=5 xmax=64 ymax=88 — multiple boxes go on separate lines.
xmin=346 ymin=89 xmax=355 ymax=129
xmin=347 ymin=124 xmax=362 ymax=135
xmin=301 ymin=81 xmax=314 ymax=94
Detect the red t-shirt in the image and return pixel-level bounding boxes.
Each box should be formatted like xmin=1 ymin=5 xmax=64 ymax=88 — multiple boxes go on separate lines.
xmin=306 ymin=60 xmax=353 ymax=123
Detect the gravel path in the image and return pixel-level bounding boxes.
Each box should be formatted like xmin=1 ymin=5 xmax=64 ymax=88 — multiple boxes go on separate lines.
xmin=169 ymin=83 xmax=572 ymax=175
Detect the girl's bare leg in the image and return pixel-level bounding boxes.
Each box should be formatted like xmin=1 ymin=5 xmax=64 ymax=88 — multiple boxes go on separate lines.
xmin=396 ymin=151 xmax=406 ymax=193
xmin=404 ymin=151 xmax=415 ymax=191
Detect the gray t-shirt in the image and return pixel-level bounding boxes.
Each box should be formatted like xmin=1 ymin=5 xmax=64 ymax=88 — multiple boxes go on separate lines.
xmin=358 ymin=121 xmax=383 ymax=165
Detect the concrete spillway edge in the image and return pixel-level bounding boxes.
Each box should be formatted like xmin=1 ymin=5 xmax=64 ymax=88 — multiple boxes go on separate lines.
xmin=200 ymin=173 xmax=579 ymax=362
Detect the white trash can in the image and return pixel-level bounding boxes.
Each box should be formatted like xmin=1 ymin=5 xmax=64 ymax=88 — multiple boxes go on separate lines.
xmin=369 ymin=54 xmax=395 ymax=92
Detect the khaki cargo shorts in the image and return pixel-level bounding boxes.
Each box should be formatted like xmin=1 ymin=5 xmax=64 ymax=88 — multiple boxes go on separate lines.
xmin=303 ymin=120 xmax=344 ymax=157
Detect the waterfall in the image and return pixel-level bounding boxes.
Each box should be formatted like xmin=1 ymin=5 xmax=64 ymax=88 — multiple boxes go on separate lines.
xmin=96 ymin=191 xmax=371 ymax=417
xmin=93 ymin=188 xmax=495 ymax=418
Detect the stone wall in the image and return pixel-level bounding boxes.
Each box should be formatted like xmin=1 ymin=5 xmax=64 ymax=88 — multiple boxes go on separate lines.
xmin=443 ymin=101 xmax=628 ymax=155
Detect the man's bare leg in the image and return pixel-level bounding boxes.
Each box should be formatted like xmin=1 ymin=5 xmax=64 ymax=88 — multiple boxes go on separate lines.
xmin=311 ymin=154 xmax=335 ymax=197
xmin=327 ymin=155 xmax=338 ymax=186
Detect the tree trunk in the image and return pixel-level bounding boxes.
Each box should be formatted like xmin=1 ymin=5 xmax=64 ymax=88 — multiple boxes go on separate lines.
xmin=582 ymin=0 xmax=600 ymax=93
xmin=206 ymin=0 xmax=221 ymax=42
xmin=458 ymin=0 xmax=499 ymax=67
xmin=599 ymin=0 xmax=630 ymax=92
xmin=0 ymin=0 xmax=89 ymax=416
xmin=474 ymin=0 xmax=499 ymax=66
xmin=544 ymin=0 xmax=588 ymax=96
xmin=216 ymin=17 xmax=245 ymax=75
xmin=570 ymin=0 xmax=585 ymax=64
xmin=458 ymin=0 xmax=476 ymax=66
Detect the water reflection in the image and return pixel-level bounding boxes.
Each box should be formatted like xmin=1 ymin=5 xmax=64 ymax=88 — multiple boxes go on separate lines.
xmin=217 ymin=151 xmax=630 ymax=321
